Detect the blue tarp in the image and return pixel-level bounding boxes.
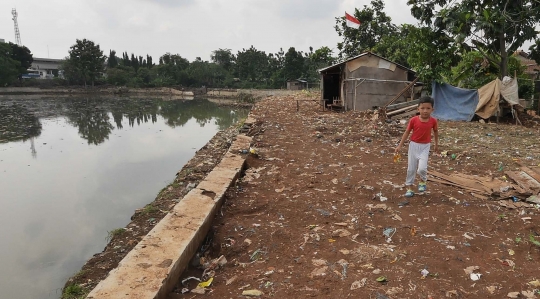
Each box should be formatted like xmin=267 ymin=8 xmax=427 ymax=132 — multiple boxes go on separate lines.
xmin=432 ymin=82 xmax=479 ymax=121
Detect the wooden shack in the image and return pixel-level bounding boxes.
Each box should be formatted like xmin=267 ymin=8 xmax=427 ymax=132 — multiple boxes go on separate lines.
xmin=287 ymin=79 xmax=308 ymax=90
xmin=319 ymin=52 xmax=418 ymax=111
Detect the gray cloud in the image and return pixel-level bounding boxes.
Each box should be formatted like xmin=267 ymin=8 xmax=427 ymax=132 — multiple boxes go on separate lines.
xmin=277 ymin=0 xmax=338 ymax=19
xmin=137 ymin=0 xmax=196 ymax=7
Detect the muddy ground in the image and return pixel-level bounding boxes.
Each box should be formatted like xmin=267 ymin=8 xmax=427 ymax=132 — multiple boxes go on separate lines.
xmin=168 ymin=94 xmax=540 ymax=299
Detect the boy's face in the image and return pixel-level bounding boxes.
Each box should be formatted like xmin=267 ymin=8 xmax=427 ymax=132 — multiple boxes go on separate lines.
xmin=417 ymin=103 xmax=434 ymax=119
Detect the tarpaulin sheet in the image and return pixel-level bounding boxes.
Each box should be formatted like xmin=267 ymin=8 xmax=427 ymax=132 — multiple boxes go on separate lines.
xmin=500 ymin=76 xmax=519 ymax=105
xmin=476 ymin=79 xmax=500 ymax=119
xmin=432 ymin=82 xmax=479 ymax=121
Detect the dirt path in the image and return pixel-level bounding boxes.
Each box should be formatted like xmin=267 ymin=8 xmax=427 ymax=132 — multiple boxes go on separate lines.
xmin=171 ymin=94 xmax=540 ymax=298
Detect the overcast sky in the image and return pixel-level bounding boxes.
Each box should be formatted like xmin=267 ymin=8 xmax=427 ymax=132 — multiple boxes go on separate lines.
xmin=0 ymin=0 xmax=533 ymax=62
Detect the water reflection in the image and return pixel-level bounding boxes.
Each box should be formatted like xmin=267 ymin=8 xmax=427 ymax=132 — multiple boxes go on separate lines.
xmin=0 ymin=103 xmax=42 ymax=143
xmin=0 ymin=97 xmax=248 ymax=146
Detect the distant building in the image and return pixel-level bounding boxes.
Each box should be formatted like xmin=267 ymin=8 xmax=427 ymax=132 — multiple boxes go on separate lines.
xmin=287 ymin=79 xmax=308 ymax=90
xmin=0 ymin=38 xmax=5 ymax=43
xmin=514 ymin=50 xmax=539 ymax=80
xmin=24 ymin=57 xmax=63 ymax=79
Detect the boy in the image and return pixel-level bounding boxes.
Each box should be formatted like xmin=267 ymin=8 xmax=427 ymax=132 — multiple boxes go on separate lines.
xmin=395 ymin=96 xmax=439 ymax=197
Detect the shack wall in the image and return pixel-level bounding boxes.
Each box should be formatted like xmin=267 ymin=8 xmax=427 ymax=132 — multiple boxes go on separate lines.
xmin=343 ymin=65 xmax=410 ymax=111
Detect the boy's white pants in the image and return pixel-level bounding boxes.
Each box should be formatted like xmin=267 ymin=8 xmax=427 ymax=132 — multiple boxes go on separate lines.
xmin=406 ymin=141 xmax=431 ymax=186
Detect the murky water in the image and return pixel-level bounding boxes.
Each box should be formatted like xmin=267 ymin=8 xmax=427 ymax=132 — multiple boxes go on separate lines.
xmin=0 ymin=96 xmax=248 ymax=299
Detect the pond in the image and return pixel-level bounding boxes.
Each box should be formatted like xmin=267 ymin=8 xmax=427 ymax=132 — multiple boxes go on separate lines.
xmin=0 ymin=96 xmax=249 ymax=299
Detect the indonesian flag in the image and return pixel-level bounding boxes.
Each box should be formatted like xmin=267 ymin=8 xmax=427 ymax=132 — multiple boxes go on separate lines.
xmin=345 ymin=12 xmax=360 ymax=29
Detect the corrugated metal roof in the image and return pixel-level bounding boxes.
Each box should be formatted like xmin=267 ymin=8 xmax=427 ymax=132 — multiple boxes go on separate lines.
xmin=318 ymin=51 xmax=415 ymax=74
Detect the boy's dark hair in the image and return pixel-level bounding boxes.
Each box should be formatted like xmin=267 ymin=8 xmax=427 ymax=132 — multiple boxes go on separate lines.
xmin=418 ymin=96 xmax=434 ymax=107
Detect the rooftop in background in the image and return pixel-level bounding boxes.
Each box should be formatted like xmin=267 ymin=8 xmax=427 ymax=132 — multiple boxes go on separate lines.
xmin=318 ymin=51 xmax=415 ymax=75
xmin=514 ymin=50 xmax=539 ymax=76
xmin=31 ymin=57 xmax=63 ymax=71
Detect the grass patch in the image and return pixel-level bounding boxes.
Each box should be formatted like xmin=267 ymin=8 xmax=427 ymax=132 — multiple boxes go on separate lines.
xmin=106 ymin=228 xmax=125 ymax=242
xmin=237 ymin=92 xmax=259 ymax=104
xmin=73 ymin=269 xmax=88 ymax=279
xmin=142 ymin=204 xmax=158 ymax=214
xmin=530 ymin=234 xmax=540 ymax=247
xmin=235 ymin=117 xmax=248 ymax=130
xmin=62 ymin=284 xmax=87 ymax=299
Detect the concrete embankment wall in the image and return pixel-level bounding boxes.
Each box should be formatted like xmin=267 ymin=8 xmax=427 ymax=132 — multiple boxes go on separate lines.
xmin=0 ymin=87 xmax=194 ymax=96
xmin=86 ymin=118 xmax=255 ymax=299
xmin=207 ymin=88 xmax=311 ymax=98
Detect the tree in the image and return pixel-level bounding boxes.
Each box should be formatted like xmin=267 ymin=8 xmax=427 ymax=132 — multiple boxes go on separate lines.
xmin=107 ymin=50 xmax=118 ymax=68
xmin=450 ymin=51 xmax=524 ymax=88
xmin=407 ymin=0 xmax=540 ymax=78
xmin=283 ymin=47 xmax=305 ymax=80
xmin=0 ymin=43 xmax=20 ymax=86
xmin=10 ymin=43 xmax=33 ymax=78
xmin=211 ymin=48 xmax=235 ymax=71
xmin=371 ymin=25 xmax=411 ymax=67
xmin=405 ymin=25 xmax=460 ymax=84
xmin=530 ymin=40 xmax=540 ymax=65
xmin=235 ymin=46 xmax=269 ymax=83
xmin=335 ymin=0 xmax=396 ymax=59
xmin=131 ymin=54 xmax=139 ymax=72
xmin=65 ymin=39 xmax=106 ymax=87
xmin=304 ymin=46 xmax=336 ymax=83
xmin=146 ymin=54 xmax=153 ymax=68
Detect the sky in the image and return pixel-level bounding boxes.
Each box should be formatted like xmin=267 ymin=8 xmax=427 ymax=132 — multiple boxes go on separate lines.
xmin=0 ymin=0 xmax=418 ymax=61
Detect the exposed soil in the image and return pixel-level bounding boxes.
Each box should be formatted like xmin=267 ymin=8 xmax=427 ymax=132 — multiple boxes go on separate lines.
xmin=169 ymin=94 xmax=540 ymax=299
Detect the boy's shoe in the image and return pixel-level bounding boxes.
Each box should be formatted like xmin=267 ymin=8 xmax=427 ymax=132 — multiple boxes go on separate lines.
xmin=418 ymin=182 xmax=427 ymax=192
xmin=405 ymin=189 xmax=414 ymax=197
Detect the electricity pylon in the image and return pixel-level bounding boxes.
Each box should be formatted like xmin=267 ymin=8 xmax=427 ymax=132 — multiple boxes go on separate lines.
xmin=12 ymin=8 xmax=22 ymax=46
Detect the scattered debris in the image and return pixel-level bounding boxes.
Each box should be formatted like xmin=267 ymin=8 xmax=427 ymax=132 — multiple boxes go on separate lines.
xmin=242 ymin=289 xmax=264 ymax=297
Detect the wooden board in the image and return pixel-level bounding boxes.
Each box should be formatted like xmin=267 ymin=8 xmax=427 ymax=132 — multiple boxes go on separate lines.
xmin=452 ymin=173 xmax=504 ymax=193
xmin=520 ymin=166 xmax=540 ymax=186
xmin=391 ymin=109 xmax=418 ymax=120
xmin=430 ymin=170 xmax=491 ymax=193
xmin=427 ymin=177 xmax=486 ymax=194
xmin=505 ymin=171 xmax=540 ymax=191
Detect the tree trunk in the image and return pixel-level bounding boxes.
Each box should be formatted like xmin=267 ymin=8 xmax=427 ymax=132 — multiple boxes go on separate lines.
xmin=499 ymin=31 xmax=508 ymax=78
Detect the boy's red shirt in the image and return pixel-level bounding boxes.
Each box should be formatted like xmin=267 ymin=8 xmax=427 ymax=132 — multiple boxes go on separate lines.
xmin=407 ymin=116 xmax=438 ymax=144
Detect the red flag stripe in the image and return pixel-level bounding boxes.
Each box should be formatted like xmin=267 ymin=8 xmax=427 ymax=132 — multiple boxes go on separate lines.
xmin=345 ymin=12 xmax=360 ymax=25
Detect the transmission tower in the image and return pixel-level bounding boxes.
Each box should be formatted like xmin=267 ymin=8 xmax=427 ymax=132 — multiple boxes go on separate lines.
xmin=12 ymin=8 xmax=22 ymax=45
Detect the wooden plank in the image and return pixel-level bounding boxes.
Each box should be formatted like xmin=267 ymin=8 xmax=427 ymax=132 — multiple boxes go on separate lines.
xmin=427 ymin=177 xmax=486 ymax=194
xmin=390 ymin=109 xmax=418 ymax=120
xmin=384 ymin=77 xmax=420 ymax=108
xmin=430 ymin=170 xmax=491 ymax=193
xmin=386 ymin=104 xmax=417 ymax=116
xmin=452 ymin=173 xmax=506 ymax=193
xmin=505 ymin=171 xmax=540 ymax=191
xmin=520 ymin=166 xmax=540 ymax=185
xmin=386 ymin=99 xmax=420 ymax=111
